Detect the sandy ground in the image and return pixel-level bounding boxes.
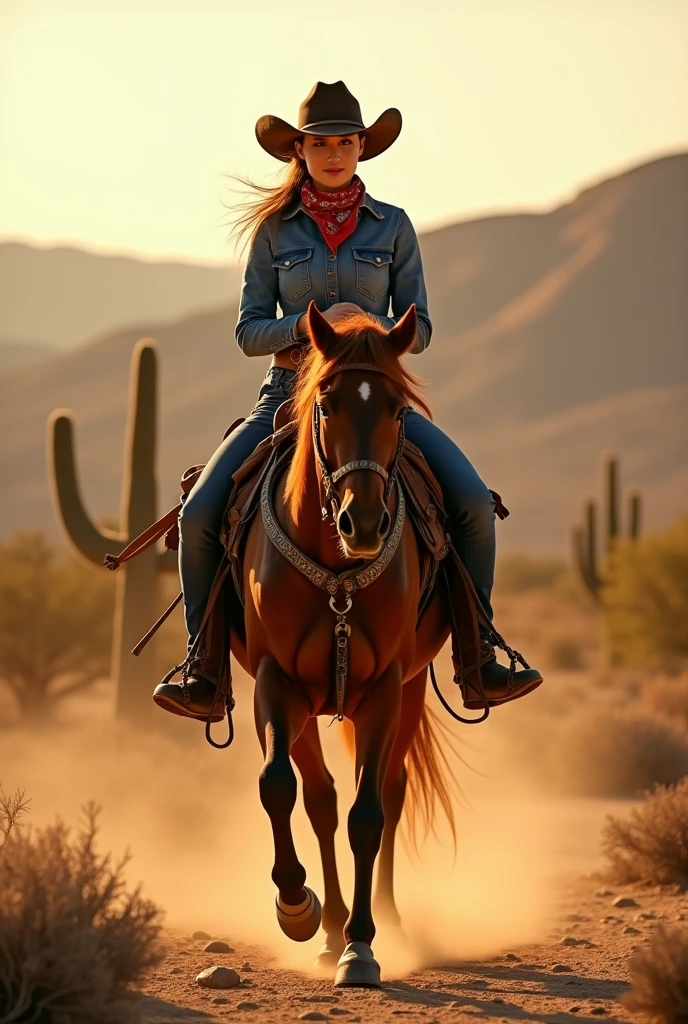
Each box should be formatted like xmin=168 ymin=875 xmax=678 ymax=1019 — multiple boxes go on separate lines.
xmin=133 ymin=875 xmax=688 ymax=1023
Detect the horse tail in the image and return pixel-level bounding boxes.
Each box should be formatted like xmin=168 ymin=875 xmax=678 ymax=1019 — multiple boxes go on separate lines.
xmin=340 ymin=699 xmax=464 ymax=855
xmin=403 ymin=702 xmax=461 ymax=854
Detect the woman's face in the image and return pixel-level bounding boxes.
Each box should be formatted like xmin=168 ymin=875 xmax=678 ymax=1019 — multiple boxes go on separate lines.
xmin=294 ymin=133 xmax=365 ymax=190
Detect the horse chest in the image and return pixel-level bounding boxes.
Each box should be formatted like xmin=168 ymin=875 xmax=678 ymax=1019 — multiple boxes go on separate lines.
xmin=245 ymin=545 xmax=418 ymax=690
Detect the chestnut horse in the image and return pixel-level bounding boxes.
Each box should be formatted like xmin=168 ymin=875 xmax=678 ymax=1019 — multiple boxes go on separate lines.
xmin=228 ymin=302 xmax=457 ymax=987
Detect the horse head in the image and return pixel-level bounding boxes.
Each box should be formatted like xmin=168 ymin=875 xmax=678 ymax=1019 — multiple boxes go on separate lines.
xmin=286 ymin=301 xmax=424 ymax=560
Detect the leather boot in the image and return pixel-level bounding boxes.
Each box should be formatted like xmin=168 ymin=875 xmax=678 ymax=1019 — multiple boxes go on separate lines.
xmin=153 ymin=672 xmax=224 ymax=722
xmin=461 ymin=637 xmax=543 ymax=710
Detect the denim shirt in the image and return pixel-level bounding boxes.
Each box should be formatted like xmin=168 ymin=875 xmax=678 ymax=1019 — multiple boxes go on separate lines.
xmin=235 ymin=191 xmax=432 ymax=357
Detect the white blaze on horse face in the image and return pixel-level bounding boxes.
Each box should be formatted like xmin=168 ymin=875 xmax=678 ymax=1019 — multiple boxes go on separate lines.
xmin=358 ymin=381 xmax=371 ymax=402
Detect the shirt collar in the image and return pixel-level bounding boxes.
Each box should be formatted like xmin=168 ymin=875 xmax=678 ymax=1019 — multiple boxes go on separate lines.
xmin=283 ymin=189 xmax=384 ymax=221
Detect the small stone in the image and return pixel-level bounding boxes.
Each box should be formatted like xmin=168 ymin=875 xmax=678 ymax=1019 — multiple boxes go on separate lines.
xmin=300 ymin=1014 xmax=329 ymax=1022
xmin=237 ymin=1003 xmax=260 ymax=1011
xmin=551 ymin=963 xmax=573 ymax=973
xmin=211 ymin=997 xmax=229 ymax=1005
xmin=623 ymin=926 xmax=641 ymax=935
xmin=568 ymin=1008 xmax=581 ymax=1014
xmin=635 ymin=912 xmax=656 ymax=921
xmin=559 ymin=936 xmax=579 ymax=946
xmin=503 ymin=953 xmax=520 ymax=961
xmin=612 ymin=896 xmax=639 ymax=908
xmin=595 ymin=889 xmax=614 ymax=897
xmin=204 ymin=940 xmax=234 ymax=953
xmin=241 ymin=962 xmax=253 ymax=970
xmin=492 ymin=998 xmax=505 ymax=1004
xmin=600 ymin=915 xmax=621 ymax=924
xmin=192 ymin=930 xmax=212 ymax=940
xmin=196 ymin=966 xmax=241 ymax=989
xmin=590 ymin=1009 xmax=608 ymax=1016
xmin=169 ymin=966 xmax=181 ymax=974
xmin=564 ymin=913 xmax=588 ymax=922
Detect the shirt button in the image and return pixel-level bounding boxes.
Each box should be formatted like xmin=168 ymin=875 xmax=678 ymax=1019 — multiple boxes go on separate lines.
xmin=375 ymin=256 xmax=382 ymax=264
xmin=284 ymin=260 xmax=291 ymax=267
xmin=329 ymin=291 xmax=336 ymax=297
xmin=327 ymin=270 xmax=334 ymax=276
xmin=328 ymin=254 xmax=336 ymax=261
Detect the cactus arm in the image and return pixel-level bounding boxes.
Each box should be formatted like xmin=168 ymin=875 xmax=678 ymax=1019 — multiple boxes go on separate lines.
xmin=47 ymin=409 xmax=124 ymax=565
xmin=629 ymin=492 xmax=642 ymax=539
xmin=605 ymin=456 xmax=619 ymax=554
xmin=572 ymin=500 xmax=602 ymax=599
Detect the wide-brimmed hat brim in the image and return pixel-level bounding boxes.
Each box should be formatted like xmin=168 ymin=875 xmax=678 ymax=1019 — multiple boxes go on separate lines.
xmin=255 ymin=107 xmax=402 ymax=162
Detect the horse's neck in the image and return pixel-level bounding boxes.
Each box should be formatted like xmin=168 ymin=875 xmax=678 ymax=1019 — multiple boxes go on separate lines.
xmin=277 ymin=457 xmax=349 ymax=573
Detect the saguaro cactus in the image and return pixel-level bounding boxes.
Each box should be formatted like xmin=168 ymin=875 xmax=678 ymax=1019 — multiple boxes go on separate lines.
xmin=571 ymin=454 xmax=642 ymax=601
xmin=48 ymin=339 xmax=177 ymax=722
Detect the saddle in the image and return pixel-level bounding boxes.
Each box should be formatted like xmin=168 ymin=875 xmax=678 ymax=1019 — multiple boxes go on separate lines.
xmin=106 ymin=413 xmax=513 ymax=746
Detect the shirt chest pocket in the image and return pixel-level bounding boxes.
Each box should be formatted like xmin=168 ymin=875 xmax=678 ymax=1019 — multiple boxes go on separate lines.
xmin=273 ymin=247 xmax=313 ymax=303
xmin=352 ymin=248 xmax=393 ymax=302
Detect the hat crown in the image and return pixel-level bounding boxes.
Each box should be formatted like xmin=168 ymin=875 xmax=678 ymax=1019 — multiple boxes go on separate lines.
xmin=298 ymin=81 xmax=364 ymax=131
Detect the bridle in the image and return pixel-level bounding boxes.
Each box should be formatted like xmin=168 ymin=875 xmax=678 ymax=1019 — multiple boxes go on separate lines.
xmin=311 ymin=362 xmax=408 ymax=522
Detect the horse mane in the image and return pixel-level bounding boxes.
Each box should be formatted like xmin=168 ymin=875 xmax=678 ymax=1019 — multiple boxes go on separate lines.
xmin=284 ymin=312 xmax=433 ymax=520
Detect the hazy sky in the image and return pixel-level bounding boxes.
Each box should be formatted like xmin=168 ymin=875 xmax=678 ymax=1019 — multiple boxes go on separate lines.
xmin=1 ymin=0 xmax=686 ymax=265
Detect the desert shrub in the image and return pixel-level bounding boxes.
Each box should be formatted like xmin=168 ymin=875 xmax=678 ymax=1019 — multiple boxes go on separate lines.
xmin=542 ymin=633 xmax=584 ymax=670
xmin=643 ymin=672 xmax=688 ymax=729
xmin=0 ymin=799 xmax=164 ymax=1023
xmin=603 ymin=516 xmax=688 ymax=671
xmin=0 ymin=531 xmax=115 ymax=720
xmin=495 ymin=554 xmax=567 ymax=592
xmin=543 ymin=707 xmax=688 ymax=797
xmin=602 ymin=777 xmax=688 ymax=888
xmin=621 ymin=925 xmax=688 ymax=1022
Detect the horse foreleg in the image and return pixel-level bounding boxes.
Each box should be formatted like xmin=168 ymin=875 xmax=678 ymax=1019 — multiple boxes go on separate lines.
xmin=336 ymin=667 xmax=402 ymax=988
xmin=254 ymin=656 xmax=320 ymax=942
xmin=373 ymin=668 xmax=427 ymax=932
xmin=292 ymin=719 xmax=349 ymax=968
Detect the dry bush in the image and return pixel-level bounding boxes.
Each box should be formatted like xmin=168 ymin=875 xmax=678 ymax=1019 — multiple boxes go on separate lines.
xmin=602 ymin=777 xmax=688 ymax=888
xmin=603 ymin=516 xmax=688 ymax=671
xmin=541 ymin=706 xmax=688 ymax=797
xmin=643 ymin=672 xmax=688 ymax=729
xmin=621 ymin=925 xmax=688 ymax=1022
xmin=0 ymin=800 xmax=164 ymax=1023
xmin=0 ymin=783 xmax=30 ymax=846
xmin=542 ymin=633 xmax=584 ymax=670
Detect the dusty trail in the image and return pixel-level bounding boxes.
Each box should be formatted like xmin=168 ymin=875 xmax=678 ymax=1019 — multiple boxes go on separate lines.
xmin=134 ymin=874 xmax=688 ymax=1023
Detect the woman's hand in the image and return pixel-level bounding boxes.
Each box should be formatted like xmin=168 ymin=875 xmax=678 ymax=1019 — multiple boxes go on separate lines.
xmin=297 ymin=302 xmax=363 ymax=335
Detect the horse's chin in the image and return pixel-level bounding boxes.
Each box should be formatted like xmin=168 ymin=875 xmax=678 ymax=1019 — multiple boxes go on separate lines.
xmin=338 ymin=539 xmax=383 ymax=562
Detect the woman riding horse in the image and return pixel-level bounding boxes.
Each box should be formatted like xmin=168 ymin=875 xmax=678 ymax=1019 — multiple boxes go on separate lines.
xmin=153 ymin=80 xmax=543 ymax=720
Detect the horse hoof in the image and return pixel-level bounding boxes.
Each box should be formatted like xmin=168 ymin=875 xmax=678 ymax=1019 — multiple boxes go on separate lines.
xmin=334 ymin=941 xmax=382 ymax=988
xmin=275 ymin=887 xmax=322 ymax=942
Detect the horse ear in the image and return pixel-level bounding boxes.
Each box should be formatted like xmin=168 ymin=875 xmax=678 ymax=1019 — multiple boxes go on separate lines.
xmin=307 ymin=301 xmax=338 ymax=354
xmin=387 ymin=304 xmax=417 ymax=355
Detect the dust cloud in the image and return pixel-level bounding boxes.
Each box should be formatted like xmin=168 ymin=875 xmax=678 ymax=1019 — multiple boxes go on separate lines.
xmin=0 ymin=653 xmax=614 ymax=980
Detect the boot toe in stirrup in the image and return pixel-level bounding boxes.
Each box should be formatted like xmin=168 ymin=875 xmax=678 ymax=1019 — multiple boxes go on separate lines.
xmin=462 ymin=659 xmax=543 ymax=710
xmin=153 ymin=675 xmax=225 ymax=722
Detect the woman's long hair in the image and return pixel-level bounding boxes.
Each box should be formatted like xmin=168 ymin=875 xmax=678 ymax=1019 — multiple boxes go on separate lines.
xmin=220 ymin=154 xmax=308 ymax=258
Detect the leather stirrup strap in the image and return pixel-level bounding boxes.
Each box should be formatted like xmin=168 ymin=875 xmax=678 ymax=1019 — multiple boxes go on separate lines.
xmin=103 ymin=503 xmax=181 ymax=570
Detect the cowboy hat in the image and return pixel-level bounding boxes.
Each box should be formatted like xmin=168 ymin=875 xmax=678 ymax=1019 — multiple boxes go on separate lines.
xmin=255 ymin=80 xmax=402 ymax=162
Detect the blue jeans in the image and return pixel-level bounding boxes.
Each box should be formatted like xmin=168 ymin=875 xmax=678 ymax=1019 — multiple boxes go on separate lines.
xmin=178 ymin=367 xmax=495 ymax=650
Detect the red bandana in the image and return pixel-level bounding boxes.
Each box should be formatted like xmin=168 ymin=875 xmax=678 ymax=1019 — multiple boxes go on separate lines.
xmin=301 ymin=174 xmax=364 ymax=252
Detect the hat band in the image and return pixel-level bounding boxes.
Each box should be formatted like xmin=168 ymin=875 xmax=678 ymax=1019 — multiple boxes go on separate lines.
xmin=299 ymin=119 xmax=365 ymax=132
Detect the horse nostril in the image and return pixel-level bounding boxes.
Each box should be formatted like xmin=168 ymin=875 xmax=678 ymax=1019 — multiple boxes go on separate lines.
xmin=379 ymin=510 xmax=391 ymax=538
xmin=338 ymin=509 xmax=354 ymax=537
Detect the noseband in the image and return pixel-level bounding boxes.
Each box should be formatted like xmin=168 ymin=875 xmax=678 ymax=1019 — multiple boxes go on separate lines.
xmin=312 ymin=362 xmax=408 ymax=520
